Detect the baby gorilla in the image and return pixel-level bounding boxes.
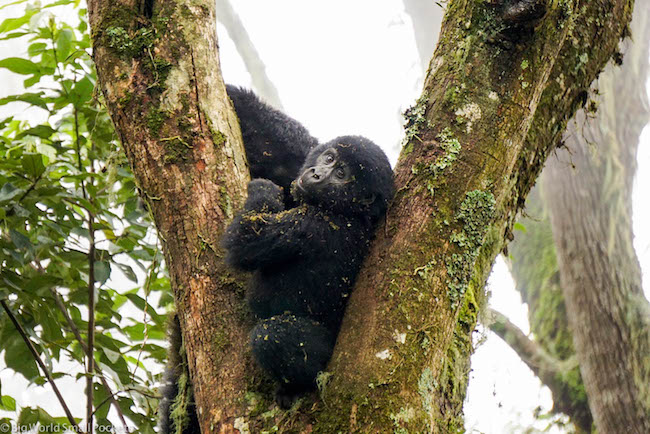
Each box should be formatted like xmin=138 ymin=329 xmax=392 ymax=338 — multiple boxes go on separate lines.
xmin=223 ymin=136 xmax=394 ymax=407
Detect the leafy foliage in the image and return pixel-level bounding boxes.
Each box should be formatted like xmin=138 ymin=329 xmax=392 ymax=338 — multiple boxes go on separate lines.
xmin=0 ymin=0 xmax=169 ymax=431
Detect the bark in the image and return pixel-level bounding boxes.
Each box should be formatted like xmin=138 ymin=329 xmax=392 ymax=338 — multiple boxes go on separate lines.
xmin=499 ymin=3 xmax=649 ymax=432
xmin=409 ymin=1 xmax=591 ymax=428
xmin=542 ymin=7 xmax=650 ymax=429
xmin=87 ymin=1 xmax=254 ymax=432
xmin=87 ymin=0 xmax=634 ymax=432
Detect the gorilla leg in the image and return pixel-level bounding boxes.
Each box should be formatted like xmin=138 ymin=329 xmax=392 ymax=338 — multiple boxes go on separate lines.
xmin=250 ymin=314 xmax=334 ymax=407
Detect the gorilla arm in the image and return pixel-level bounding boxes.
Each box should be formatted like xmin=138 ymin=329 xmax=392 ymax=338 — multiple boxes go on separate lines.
xmin=222 ymin=200 xmax=318 ymax=272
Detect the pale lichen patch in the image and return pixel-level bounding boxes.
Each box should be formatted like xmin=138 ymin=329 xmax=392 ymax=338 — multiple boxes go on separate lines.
xmin=160 ymin=62 xmax=191 ymax=113
xmin=375 ymin=349 xmax=392 ymax=360
xmin=234 ymin=417 xmax=250 ymax=433
xmin=455 ymin=102 xmax=482 ymax=133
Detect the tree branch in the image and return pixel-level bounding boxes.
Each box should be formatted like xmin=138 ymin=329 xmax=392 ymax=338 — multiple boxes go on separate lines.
xmin=215 ymin=0 xmax=284 ymax=109
xmin=0 ymin=300 xmax=81 ymax=431
xmin=487 ymin=307 xmax=574 ymax=389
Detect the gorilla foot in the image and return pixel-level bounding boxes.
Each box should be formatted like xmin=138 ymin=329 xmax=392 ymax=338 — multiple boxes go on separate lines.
xmin=275 ymin=384 xmax=302 ymax=409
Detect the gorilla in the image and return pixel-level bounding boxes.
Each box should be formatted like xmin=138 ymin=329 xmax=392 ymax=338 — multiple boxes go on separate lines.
xmin=223 ymin=135 xmax=394 ymax=407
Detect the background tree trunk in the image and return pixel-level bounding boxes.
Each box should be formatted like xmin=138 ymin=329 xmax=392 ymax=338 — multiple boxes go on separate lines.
xmin=542 ymin=8 xmax=650 ymax=426
xmin=492 ymin=3 xmax=650 ymax=432
xmin=88 ymin=0 xmax=634 ymax=432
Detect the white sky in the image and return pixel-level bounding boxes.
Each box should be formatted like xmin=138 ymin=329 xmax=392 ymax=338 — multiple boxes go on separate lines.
xmin=0 ymin=1 xmax=648 ymax=432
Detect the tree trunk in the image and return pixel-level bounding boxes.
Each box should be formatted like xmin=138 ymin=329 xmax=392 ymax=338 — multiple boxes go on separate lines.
xmin=87 ymin=0 xmax=634 ymax=432
xmin=87 ymin=1 xmax=255 ymax=432
xmin=318 ymin=1 xmax=634 ymax=431
xmin=542 ymin=7 xmax=650 ymax=427
xmin=505 ymin=185 xmax=593 ymax=431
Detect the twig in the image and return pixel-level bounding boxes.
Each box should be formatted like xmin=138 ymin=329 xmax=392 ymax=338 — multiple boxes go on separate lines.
xmin=50 ymin=289 xmax=130 ymax=432
xmin=86 ymin=216 xmax=95 ymax=434
xmin=0 ymin=300 xmax=81 ymax=431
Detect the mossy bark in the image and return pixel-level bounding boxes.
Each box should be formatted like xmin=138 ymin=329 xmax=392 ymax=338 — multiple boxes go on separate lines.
xmin=315 ymin=1 xmax=633 ymax=432
xmin=505 ymin=6 xmax=649 ymax=431
xmin=87 ymin=0 xmax=253 ymax=432
xmin=88 ymin=0 xmax=634 ymax=432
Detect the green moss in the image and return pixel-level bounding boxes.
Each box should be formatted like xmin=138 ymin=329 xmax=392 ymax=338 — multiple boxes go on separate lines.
xmin=161 ymin=136 xmax=192 ymax=164
xmin=402 ymin=95 xmax=429 ymax=146
xmin=104 ymin=25 xmax=155 ymax=58
xmin=212 ymin=129 xmax=227 ymax=146
xmin=147 ymin=107 xmax=168 ymax=138
xmin=446 ymin=190 xmax=496 ymax=308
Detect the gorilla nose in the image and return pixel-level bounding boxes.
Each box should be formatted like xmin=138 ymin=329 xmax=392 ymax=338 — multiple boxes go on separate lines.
xmin=309 ymin=166 xmax=329 ymax=180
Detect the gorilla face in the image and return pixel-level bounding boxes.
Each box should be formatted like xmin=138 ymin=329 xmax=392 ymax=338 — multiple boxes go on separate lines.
xmin=291 ymin=136 xmax=394 ymax=222
xmin=295 ymin=148 xmax=351 ymax=195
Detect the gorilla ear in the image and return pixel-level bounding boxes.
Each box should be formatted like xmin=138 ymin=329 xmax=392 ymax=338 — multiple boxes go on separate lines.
xmin=359 ymin=194 xmax=376 ymax=206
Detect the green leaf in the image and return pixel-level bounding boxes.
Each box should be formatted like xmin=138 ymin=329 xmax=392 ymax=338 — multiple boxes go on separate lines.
xmin=513 ymin=222 xmax=527 ymax=233
xmin=117 ymin=263 xmax=138 ymax=283
xmin=17 ymin=407 xmax=38 ymax=430
xmin=102 ymin=347 xmax=121 ymax=364
xmin=5 ymin=337 xmax=39 ymax=381
xmin=27 ymin=42 xmax=47 ymax=57
xmin=70 ymin=76 xmax=93 ymax=107
xmin=56 ymin=28 xmax=73 ymax=60
xmin=0 ymin=183 xmax=23 ymax=202
xmin=0 ymin=31 xmax=29 ymax=41
xmin=0 ymin=57 xmax=40 ymax=75
xmin=16 ymin=124 xmax=56 ymax=139
xmin=21 ymin=153 xmax=46 ymax=178
xmin=0 ymin=92 xmax=49 ymax=110
xmin=10 ymin=229 xmax=32 ymax=251
xmin=0 ymin=10 xmax=32 ymax=34
xmin=0 ymin=395 xmax=16 ymax=411
xmin=94 ymin=261 xmax=111 ymax=284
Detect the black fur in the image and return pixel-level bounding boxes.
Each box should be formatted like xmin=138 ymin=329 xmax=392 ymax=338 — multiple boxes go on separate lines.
xmin=223 ymin=136 xmax=394 ymax=407
xmin=226 ymin=85 xmax=318 ymax=206
xmin=157 ymin=313 xmax=200 ymax=434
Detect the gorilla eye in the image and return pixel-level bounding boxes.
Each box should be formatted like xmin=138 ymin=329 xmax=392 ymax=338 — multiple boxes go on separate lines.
xmin=335 ymin=168 xmax=346 ymax=179
xmin=325 ymin=153 xmax=335 ymax=164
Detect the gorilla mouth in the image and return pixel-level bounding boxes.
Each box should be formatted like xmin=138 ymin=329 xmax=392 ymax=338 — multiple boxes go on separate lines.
xmin=295 ymin=177 xmax=307 ymax=193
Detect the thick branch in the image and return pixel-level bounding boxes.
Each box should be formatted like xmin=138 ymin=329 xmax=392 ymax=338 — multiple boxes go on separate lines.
xmin=487 ymin=308 xmax=578 ymax=403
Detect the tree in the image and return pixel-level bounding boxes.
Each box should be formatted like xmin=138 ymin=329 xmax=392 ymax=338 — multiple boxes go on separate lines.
xmin=0 ymin=1 xmax=169 ymax=432
xmin=85 ymin=0 xmax=636 ymax=432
